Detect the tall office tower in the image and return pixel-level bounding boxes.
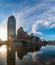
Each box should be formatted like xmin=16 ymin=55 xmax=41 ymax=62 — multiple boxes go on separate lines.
xmin=7 ymin=15 xmax=16 ymax=41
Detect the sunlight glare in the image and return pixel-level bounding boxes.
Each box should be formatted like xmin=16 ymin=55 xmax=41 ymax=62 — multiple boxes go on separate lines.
xmin=0 ymin=28 xmax=7 ymax=41
xmin=0 ymin=45 xmax=7 ymax=53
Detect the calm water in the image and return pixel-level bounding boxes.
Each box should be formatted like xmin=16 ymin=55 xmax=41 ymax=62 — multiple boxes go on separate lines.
xmin=0 ymin=45 xmax=55 ymax=65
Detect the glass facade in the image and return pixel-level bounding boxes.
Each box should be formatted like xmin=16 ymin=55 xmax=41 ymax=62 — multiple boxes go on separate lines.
xmin=7 ymin=15 xmax=16 ymax=41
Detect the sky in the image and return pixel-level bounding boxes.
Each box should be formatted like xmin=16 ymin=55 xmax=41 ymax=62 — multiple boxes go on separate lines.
xmin=0 ymin=0 xmax=55 ymax=40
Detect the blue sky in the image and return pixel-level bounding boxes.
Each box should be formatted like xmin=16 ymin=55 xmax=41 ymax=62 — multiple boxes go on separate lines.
xmin=0 ymin=0 xmax=55 ymax=40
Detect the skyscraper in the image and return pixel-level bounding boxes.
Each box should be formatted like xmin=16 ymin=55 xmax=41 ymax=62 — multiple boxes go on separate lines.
xmin=7 ymin=15 xmax=16 ymax=41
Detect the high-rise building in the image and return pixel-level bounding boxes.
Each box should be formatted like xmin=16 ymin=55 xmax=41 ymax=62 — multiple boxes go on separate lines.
xmin=17 ymin=27 xmax=27 ymax=41
xmin=7 ymin=15 xmax=16 ymax=41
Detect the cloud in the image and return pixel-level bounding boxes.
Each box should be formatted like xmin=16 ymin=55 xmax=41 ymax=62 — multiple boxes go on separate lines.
xmin=49 ymin=24 xmax=55 ymax=28
xmin=16 ymin=49 xmax=55 ymax=65
xmin=32 ymin=51 xmax=43 ymax=62
xmin=31 ymin=20 xmax=50 ymax=35
xmin=0 ymin=18 xmax=7 ymax=40
xmin=23 ymin=3 xmax=45 ymax=16
xmin=31 ymin=20 xmax=42 ymax=35
xmin=30 ymin=4 xmax=55 ymax=35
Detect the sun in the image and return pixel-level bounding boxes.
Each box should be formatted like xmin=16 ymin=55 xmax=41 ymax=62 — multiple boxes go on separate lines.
xmin=0 ymin=29 xmax=7 ymax=41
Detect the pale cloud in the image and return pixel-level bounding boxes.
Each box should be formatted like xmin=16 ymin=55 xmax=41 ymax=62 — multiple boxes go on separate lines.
xmin=49 ymin=24 xmax=55 ymax=28
xmin=0 ymin=18 xmax=7 ymax=40
xmin=32 ymin=51 xmax=43 ymax=62
xmin=31 ymin=20 xmax=43 ymax=35
xmin=31 ymin=20 xmax=50 ymax=35
xmin=12 ymin=12 xmax=23 ymax=31
xmin=43 ymin=21 xmax=50 ymax=27
xmin=31 ymin=5 xmax=55 ymax=35
xmin=24 ymin=3 xmax=45 ymax=15
xmin=32 ymin=52 xmax=37 ymax=62
xmin=14 ymin=3 xmax=55 ymax=36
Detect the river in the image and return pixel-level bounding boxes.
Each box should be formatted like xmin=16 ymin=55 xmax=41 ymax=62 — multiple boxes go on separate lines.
xmin=0 ymin=45 xmax=55 ymax=65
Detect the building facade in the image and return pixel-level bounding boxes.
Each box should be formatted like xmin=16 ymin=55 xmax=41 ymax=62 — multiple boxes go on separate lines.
xmin=7 ymin=15 xmax=16 ymax=41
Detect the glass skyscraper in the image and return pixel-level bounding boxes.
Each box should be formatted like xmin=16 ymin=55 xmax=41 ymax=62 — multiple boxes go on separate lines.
xmin=7 ymin=15 xmax=16 ymax=41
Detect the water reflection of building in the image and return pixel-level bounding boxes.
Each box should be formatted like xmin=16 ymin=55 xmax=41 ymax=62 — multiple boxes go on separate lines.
xmin=7 ymin=45 xmax=15 ymax=65
xmin=7 ymin=15 xmax=16 ymax=41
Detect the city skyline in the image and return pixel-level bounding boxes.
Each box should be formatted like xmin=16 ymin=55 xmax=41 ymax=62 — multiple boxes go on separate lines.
xmin=0 ymin=0 xmax=55 ymax=40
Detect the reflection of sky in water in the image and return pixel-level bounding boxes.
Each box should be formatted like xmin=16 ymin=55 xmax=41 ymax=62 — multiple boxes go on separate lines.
xmin=39 ymin=45 xmax=55 ymax=58
xmin=0 ymin=45 xmax=7 ymax=65
xmin=0 ymin=45 xmax=55 ymax=65
xmin=16 ymin=45 xmax=55 ymax=65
